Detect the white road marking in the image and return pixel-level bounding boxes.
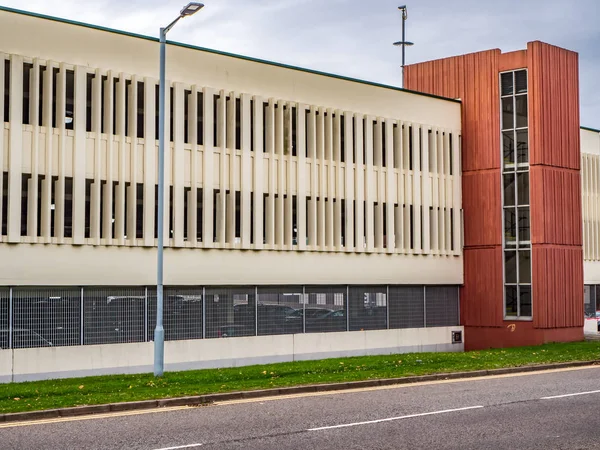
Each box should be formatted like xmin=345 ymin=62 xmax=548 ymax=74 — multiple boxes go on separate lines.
xmin=153 ymin=443 xmax=203 ymax=450
xmin=307 ymin=405 xmax=484 ymax=431
xmin=541 ymin=389 xmax=600 ymax=400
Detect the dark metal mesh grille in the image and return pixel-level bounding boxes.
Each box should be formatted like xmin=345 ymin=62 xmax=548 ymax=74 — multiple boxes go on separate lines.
xmin=147 ymin=287 xmax=203 ymax=341
xmin=425 ymin=286 xmax=459 ymax=327
xmin=348 ymin=286 xmax=387 ymax=331
xmin=257 ymin=286 xmax=303 ymax=335
xmin=1 ymin=284 xmax=461 ymax=349
xmin=84 ymin=287 xmax=146 ymax=345
xmin=12 ymin=287 xmax=81 ymax=348
xmin=304 ymin=286 xmax=347 ymax=333
xmin=205 ymin=287 xmax=256 ymax=339
xmin=389 ymin=286 xmax=424 ymax=329
xmin=0 ymin=288 xmax=9 ymax=349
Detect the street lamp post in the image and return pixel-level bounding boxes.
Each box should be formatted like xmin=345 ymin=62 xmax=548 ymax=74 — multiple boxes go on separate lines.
xmin=393 ymin=5 xmax=414 ymax=88
xmin=155 ymin=2 xmax=204 ymax=377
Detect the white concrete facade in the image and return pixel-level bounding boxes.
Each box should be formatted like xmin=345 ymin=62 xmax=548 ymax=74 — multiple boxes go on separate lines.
xmin=0 ymin=326 xmax=464 ymax=382
xmin=0 ymin=8 xmax=463 ymax=287
xmin=581 ymin=127 xmax=600 ymax=284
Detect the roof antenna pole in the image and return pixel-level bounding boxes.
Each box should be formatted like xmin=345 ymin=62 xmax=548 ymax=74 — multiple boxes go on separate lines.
xmin=393 ymin=6 xmax=414 ymax=88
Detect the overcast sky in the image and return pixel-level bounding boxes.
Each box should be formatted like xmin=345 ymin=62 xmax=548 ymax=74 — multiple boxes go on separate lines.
xmin=3 ymin=0 xmax=599 ymax=127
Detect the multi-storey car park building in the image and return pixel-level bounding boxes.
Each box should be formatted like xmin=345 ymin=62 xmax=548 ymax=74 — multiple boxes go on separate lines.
xmin=0 ymin=6 xmax=596 ymax=381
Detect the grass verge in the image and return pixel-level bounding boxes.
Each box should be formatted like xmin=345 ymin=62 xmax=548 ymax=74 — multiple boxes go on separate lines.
xmin=2 ymin=341 xmax=600 ymax=414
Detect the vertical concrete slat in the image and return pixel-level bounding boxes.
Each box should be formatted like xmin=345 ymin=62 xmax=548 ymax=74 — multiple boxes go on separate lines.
xmin=202 ymin=88 xmax=215 ymax=248
xmin=333 ymin=111 xmax=342 ymax=250
xmin=317 ymin=106 xmax=326 ymax=250
xmin=102 ymin=71 xmax=114 ymax=244
xmin=443 ymin=130 xmax=451 ymax=253
xmin=55 ymin=63 xmax=67 ymax=243
xmin=374 ymin=119 xmax=384 ymax=250
xmin=325 ymin=108 xmax=335 ymax=250
xmin=0 ymin=54 xmax=5 ymax=243
xmin=344 ymin=112 xmax=355 ymax=252
xmin=412 ymin=124 xmax=422 ymax=254
xmin=172 ymin=83 xmax=185 ymax=247
xmin=296 ymin=104 xmax=307 ymax=250
xmin=91 ymin=69 xmax=102 ymax=245
xmin=216 ymin=92 xmax=226 ymax=246
xmin=283 ymin=103 xmax=293 ymax=249
xmin=438 ymin=129 xmax=446 ymax=254
xmin=114 ymin=74 xmax=126 ymax=245
xmin=7 ymin=55 xmax=23 ymax=243
xmin=354 ymin=113 xmax=364 ymax=252
xmin=394 ymin=121 xmax=404 ymax=252
xmin=403 ymin=122 xmax=411 ymax=252
xmin=162 ymin=80 xmax=171 ymax=247
xmin=430 ymin=128 xmax=439 ymax=254
xmin=265 ymin=99 xmax=275 ymax=248
xmin=253 ymin=95 xmax=264 ymax=250
xmin=306 ymin=107 xmax=316 ymax=248
xmin=188 ymin=85 xmax=198 ymax=247
xmin=41 ymin=62 xmax=54 ymax=241
xmin=127 ymin=75 xmax=139 ymax=245
xmin=385 ymin=120 xmax=395 ymax=253
xmin=365 ymin=115 xmax=374 ymax=252
xmin=240 ymin=93 xmax=252 ymax=248
xmin=226 ymin=93 xmax=236 ymax=245
xmin=452 ymin=132 xmax=462 ymax=255
xmin=72 ymin=66 xmax=87 ymax=244
xmin=421 ymin=126 xmax=431 ymax=254
xmin=27 ymin=60 xmax=41 ymax=241
xmin=275 ymin=100 xmax=284 ymax=248
xmin=143 ymin=77 xmax=156 ymax=248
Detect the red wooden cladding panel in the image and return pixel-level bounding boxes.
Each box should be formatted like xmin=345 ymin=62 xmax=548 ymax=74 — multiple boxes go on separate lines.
xmin=405 ymin=49 xmax=501 ymax=173
xmin=499 ymin=50 xmax=527 ymax=72
xmin=528 ymin=41 xmax=581 ymax=170
xmin=530 ymin=166 xmax=583 ymax=246
xmin=460 ymin=247 xmax=503 ymax=327
xmin=532 ymin=246 xmax=584 ymax=329
xmin=462 ymin=171 xmax=502 ymax=247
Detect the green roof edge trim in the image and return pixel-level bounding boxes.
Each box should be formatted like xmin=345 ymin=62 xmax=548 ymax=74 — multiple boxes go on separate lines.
xmin=582 ymin=126 xmax=600 ymax=134
xmin=0 ymin=5 xmax=461 ymax=105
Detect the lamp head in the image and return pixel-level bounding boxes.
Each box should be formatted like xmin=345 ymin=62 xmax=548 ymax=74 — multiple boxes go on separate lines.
xmin=180 ymin=2 xmax=204 ymax=16
xmin=393 ymin=41 xmax=414 ymax=47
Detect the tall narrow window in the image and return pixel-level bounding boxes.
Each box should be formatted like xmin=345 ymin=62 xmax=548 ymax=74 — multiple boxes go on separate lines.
xmin=501 ymin=69 xmax=531 ymax=318
xmin=1 ymin=172 xmax=7 ymax=236
xmin=86 ymin=73 xmax=94 ymax=132
xmin=136 ymin=183 xmax=144 ymax=239
xmin=196 ymin=91 xmax=204 ymax=145
xmin=22 ymin=63 xmax=33 ymax=125
xmin=64 ymin=177 xmax=73 ymax=238
xmin=184 ymin=90 xmax=190 ymax=144
xmin=20 ymin=174 xmax=31 ymax=236
xmin=85 ymin=179 xmax=92 ymax=238
xmin=4 ymin=60 xmax=9 ymax=122
xmin=137 ymin=81 xmax=144 ymax=138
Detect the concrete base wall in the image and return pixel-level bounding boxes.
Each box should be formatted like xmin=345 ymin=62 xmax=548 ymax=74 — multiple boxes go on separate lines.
xmin=0 ymin=326 xmax=463 ymax=383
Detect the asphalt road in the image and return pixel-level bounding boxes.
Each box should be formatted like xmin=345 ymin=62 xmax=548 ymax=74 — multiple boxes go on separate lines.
xmin=3 ymin=366 xmax=600 ymax=450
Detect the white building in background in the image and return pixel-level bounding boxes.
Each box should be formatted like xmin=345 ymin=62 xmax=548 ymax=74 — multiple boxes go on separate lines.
xmin=0 ymin=7 xmax=464 ymax=382
xmin=581 ymin=126 xmax=600 ymax=330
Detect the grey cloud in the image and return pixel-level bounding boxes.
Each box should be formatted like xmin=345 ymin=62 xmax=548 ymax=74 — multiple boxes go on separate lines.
xmin=1 ymin=0 xmax=598 ymax=125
